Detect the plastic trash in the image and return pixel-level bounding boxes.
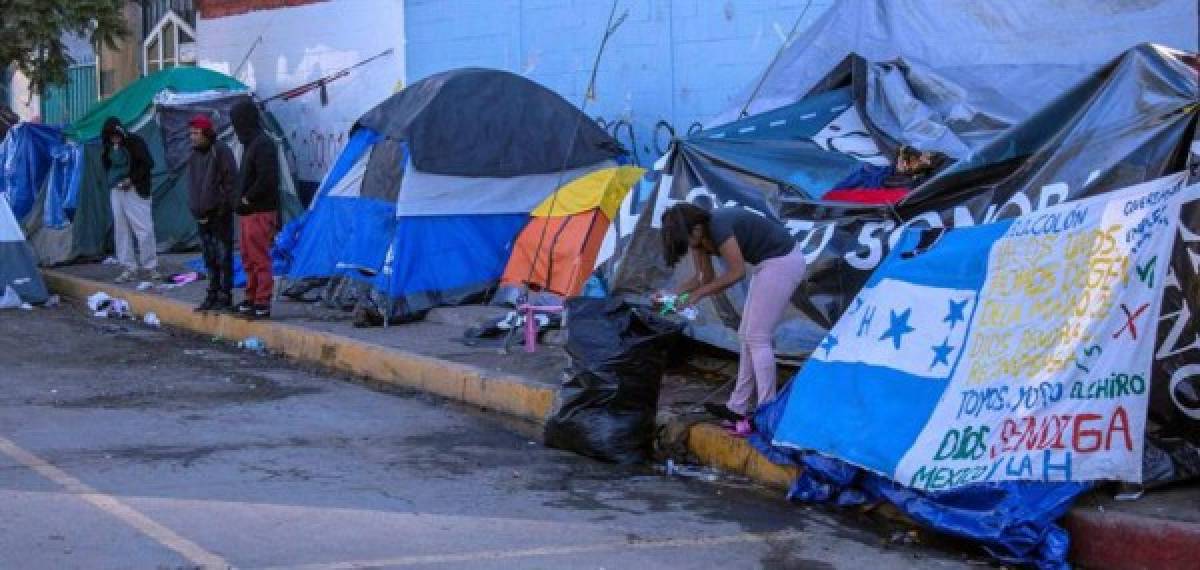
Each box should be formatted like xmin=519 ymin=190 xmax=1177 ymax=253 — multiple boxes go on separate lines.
xmin=102 ymin=256 xmax=120 ymax=265
xmin=86 ymin=291 xmax=112 ymax=312
xmin=19 ymin=303 xmax=32 ymax=310
xmin=143 ymin=312 xmax=161 ymax=327
xmin=170 ymin=272 xmax=201 ymax=285
xmin=136 ymin=281 xmax=154 ymax=291
xmin=664 ymin=459 xmax=720 ymax=482
xmin=238 ymin=337 xmax=266 ymax=352
xmin=0 ymin=286 xmax=22 ymax=309
xmin=543 ymin=298 xmax=682 ymax=464
xmin=44 ymin=295 xmax=61 ymax=307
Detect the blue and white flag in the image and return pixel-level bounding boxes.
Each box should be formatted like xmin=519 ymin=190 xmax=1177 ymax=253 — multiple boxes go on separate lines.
xmin=772 ymin=173 xmax=1196 ymax=490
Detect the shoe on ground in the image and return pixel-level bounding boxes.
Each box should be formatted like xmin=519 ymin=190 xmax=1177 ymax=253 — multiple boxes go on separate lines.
xmin=232 ymin=300 xmax=254 ymax=316
xmin=209 ymin=294 xmax=233 ymax=312
xmin=145 ymin=269 xmax=164 ymax=281
xmin=248 ymin=305 xmax=271 ymax=320
xmin=194 ymin=296 xmax=216 ymax=312
xmin=114 ymin=269 xmax=137 ymax=284
xmin=704 ymin=402 xmax=744 ymax=422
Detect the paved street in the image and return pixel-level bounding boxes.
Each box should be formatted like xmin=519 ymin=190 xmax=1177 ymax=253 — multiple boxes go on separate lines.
xmin=0 ymin=306 xmax=975 ymax=569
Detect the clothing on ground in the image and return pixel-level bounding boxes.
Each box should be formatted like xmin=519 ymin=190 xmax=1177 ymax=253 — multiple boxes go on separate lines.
xmin=708 ymin=208 xmax=795 ymax=265
xmin=231 ymin=101 xmax=280 ymax=214
xmin=110 ymin=188 xmax=157 ymax=271
xmin=240 ymin=211 xmax=277 ymax=305
xmin=728 ymin=245 xmax=807 ymax=415
xmin=187 ymin=140 xmax=238 ymax=219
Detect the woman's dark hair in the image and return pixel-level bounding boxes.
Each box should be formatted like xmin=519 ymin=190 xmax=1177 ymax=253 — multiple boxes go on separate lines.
xmin=660 ymin=202 xmax=711 ymax=267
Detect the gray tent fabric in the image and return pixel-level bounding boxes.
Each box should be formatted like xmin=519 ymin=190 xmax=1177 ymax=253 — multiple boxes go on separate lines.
xmin=0 ymin=194 xmax=47 ymax=303
xmin=395 ymin=160 xmax=614 ymax=216
xmin=156 ymin=94 xmax=255 ymax=170
xmin=356 ymin=68 xmax=623 ymax=177
xmin=715 ymin=0 xmax=1199 ymax=129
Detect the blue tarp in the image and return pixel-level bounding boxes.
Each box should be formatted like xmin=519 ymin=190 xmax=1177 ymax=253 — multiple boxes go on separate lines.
xmin=0 ymin=123 xmax=63 ymax=222
xmin=43 ymin=143 xmax=83 ymax=228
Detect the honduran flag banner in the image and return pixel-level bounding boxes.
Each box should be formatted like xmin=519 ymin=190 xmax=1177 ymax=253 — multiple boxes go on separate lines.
xmin=772 ymin=172 xmax=1197 ymax=491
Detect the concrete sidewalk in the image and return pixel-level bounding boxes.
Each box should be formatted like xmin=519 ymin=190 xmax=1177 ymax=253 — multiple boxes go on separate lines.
xmin=43 ymin=257 xmax=1200 ymax=570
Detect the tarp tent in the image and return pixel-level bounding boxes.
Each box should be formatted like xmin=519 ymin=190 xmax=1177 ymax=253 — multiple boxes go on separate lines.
xmin=279 ymin=68 xmax=630 ymax=318
xmin=0 ymin=192 xmax=48 ymax=304
xmin=0 ymin=123 xmax=63 ymax=224
xmin=26 ymin=67 xmax=302 ymax=265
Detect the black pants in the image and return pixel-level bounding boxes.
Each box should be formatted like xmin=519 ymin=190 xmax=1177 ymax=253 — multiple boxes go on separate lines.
xmin=197 ymin=211 xmax=235 ymax=299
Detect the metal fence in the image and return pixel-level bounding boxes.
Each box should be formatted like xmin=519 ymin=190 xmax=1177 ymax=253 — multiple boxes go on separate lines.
xmin=40 ymin=64 xmax=98 ymax=127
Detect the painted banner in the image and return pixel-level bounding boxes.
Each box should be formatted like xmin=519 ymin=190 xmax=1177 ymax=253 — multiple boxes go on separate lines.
xmin=772 ymin=173 xmax=1197 ymax=490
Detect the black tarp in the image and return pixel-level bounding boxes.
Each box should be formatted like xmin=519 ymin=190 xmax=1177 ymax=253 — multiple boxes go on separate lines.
xmin=355 ymin=68 xmax=623 ymax=178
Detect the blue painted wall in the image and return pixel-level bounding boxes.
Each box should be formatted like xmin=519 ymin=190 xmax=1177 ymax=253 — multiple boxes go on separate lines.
xmin=405 ymin=0 xmax=832 ymax=166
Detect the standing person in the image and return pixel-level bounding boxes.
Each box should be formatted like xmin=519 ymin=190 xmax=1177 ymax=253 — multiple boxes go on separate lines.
xmin=230 ymin=101 xmax=280 ymax=320
xmin=186 ymin=114 xmax=238 ymax=312
xmin=101 ymin=117 xmax=158 ymax=283
xmin=660 ymin=204 xmax=807 ymax=435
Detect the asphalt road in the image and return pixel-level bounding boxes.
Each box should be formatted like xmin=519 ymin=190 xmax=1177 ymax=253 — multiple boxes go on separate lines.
xmin=0 ymin=306 xmax=977 ymax=569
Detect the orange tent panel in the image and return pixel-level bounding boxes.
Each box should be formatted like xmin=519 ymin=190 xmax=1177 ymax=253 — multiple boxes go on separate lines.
xmin=501 ymin=210 xmax=611 ymax=297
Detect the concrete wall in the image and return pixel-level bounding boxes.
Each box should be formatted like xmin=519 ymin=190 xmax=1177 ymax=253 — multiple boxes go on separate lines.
xmin=196 ymin=0 xmax=405 ymax=181
xmin=405 ymin=0 xmax=833 ymax=167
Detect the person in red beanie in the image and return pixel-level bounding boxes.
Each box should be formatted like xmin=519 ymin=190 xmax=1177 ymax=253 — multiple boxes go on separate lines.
xmin=187 ymin=113 xmax=238 ymax=312
xmin=229 ymin=101 xmax=280 ymax=320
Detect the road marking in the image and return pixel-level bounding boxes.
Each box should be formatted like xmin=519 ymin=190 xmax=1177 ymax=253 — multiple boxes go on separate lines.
xmin=256 ymin=529 xmax=804 ymax=570
xmin=0 ymin=435 xmax=229 ymax=569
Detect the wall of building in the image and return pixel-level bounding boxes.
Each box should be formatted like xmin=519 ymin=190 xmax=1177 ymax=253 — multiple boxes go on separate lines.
xmin=98 ymin=2 xmax=147 ymax=98
xmin=405 ymin=0 xmax=833 ymax=167
xmin=196 ymin=0 xmax=405 ymax=181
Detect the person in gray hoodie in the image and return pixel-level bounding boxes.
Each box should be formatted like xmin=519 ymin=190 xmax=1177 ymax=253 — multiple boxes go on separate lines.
xmin=186 ymin=114 xmax=238 ymax=312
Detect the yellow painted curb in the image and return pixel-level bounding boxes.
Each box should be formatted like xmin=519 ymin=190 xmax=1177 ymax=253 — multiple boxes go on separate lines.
xmin=43 ymin=270 xmax=555 ymax=424
xmin=685 ymin=423 xmax=798 ymax=489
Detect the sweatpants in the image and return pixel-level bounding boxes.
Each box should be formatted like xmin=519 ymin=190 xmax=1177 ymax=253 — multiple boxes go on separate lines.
xmin=110 ymin=189 xmax=157 ymax=271
xmin=727 ymin=245 xmax=807 ymax=416
xmin=239 ymin=211 xmax=277 ymax=306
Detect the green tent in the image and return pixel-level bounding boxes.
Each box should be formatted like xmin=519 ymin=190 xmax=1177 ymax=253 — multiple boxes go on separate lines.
xmin=66 ymin=67 xmax=246 ymax=142
xmin=28 ymin=68 xmax=302 ymax=265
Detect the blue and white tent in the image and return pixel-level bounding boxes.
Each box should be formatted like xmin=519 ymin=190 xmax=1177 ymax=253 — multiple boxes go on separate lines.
xmin=0 ymin=192 xmax=48 ymax=304
xmin=278 ymin=68 xmax=625 ymax=319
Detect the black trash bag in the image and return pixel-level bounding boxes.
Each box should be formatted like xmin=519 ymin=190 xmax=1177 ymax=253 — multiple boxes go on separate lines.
xmin=544 ymin=297 xmax=682 ymax=464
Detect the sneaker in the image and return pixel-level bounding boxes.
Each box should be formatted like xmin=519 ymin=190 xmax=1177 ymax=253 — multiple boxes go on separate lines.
xmin=145 ymin=269 xmax=164 ymax=282
xmin=209 ymin=294 xmax=233 ymax=312
xmin=194 ymin=295 xmax=217 ymax=312
xmin=114 ymin=269 xmax=137 ymax=284
xmin=704 ymin=402 xmax=744 ymax=422
xmin=232 ymin=300 xmax=254 ymax=316
xmin=726 ymin=418 xmax=754 ymax=438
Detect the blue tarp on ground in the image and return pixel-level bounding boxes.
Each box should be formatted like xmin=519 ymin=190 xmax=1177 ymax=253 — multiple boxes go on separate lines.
xmin=0 ymin=123 xmax=63 ymax=222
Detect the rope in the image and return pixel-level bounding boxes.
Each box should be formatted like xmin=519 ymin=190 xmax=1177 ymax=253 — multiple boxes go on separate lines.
xmin=737 ymin=0 xmax=813 ymax=119
xmin=518 ymin=0 xmax=627 ymax=299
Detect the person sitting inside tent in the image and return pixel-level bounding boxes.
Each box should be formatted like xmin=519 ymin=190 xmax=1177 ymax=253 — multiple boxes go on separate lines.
xmin=660 ymin=203 xmax=808 ymax=435
xmin=186 ymin=114 xmax=238 ymax=313
xmin=101 ymin=117 xmax=158 ymax=283
xmin=823 ymin=146 xmax=949 ymax=204
xmin=231 ymin=101 xmax=281 ymax=320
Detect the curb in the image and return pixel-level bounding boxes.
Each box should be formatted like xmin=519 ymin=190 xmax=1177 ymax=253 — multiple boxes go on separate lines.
xmin=1064 ymin=508 xmax=1200 ymax=570
xmin=43 ymin=270 xmax=555 ymax=424
xmin=44 ymin=269 xmax=1199 ymax=569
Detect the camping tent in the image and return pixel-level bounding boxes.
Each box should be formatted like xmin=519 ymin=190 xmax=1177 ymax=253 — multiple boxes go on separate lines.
xmin=278 ymin=68 xmax=631 ymax=319
xmin=0 ymin=192 xmax=48 ymax=304
xmin=25 ymin=67 xmax=302 ymax=266
xmin=496 ymin=165 xmax=643 ymax=304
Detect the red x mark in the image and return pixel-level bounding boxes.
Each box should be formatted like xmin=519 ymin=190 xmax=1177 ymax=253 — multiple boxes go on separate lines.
xmin=1113 ymin=303 xmax=1150 ymax=340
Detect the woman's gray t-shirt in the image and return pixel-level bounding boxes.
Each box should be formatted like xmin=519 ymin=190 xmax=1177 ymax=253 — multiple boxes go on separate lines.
xmin=708 ymin=208 xmax=795 ymax=264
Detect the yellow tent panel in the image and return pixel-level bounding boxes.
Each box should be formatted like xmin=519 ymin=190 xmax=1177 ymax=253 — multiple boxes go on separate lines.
xmin=531 ymin=166 xmax=645 ymax=219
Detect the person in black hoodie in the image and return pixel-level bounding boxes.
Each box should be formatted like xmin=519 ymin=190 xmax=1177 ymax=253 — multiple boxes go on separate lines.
xmin=186 ymin=114 xmax=238 ymax=312
xmin=230 ymin=101 xmax=280 ymax=319
xmin=101 ymin=117 xmax=158 ymax=283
